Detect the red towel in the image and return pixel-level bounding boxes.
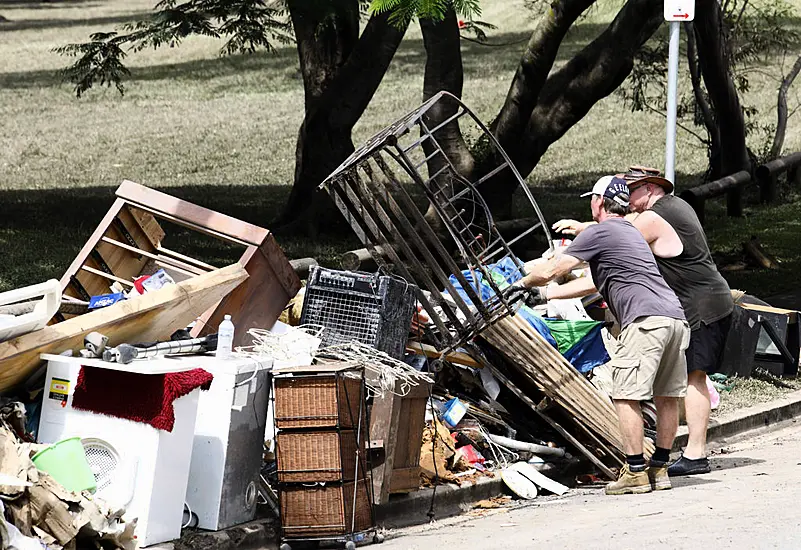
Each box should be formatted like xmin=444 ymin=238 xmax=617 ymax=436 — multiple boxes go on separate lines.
xmin=71 ymin=366 xmax=213 ymax=432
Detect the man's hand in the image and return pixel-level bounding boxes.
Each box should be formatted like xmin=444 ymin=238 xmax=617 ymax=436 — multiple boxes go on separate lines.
xmin=552 ymin=219 xmax=592 ymax=236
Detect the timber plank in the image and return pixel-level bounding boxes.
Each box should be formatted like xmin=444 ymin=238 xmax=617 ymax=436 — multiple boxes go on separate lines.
xmin=0 ymin=264 xmax=248 ymax=393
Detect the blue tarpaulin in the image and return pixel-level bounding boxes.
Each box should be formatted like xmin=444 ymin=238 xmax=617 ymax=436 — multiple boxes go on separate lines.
xmin=445 ymin=257 xmax=608 ymax=373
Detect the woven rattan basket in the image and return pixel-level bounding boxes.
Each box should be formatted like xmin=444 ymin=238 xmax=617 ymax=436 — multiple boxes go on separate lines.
xmin=280 ymin=480 xmax=373 ymax=537
xmin=274 ymin=374 xmax=364 ymax=429
xmin=276 ymin=430 xmax=362 ymax=483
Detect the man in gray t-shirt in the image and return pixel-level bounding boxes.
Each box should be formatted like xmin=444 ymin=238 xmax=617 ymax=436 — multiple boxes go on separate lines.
xmin=516 ymin=176 xmax=689 ymax=496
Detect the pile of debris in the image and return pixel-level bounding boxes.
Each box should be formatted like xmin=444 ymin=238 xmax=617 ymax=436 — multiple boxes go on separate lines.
xmin=1 ymin=92 xmax=798 ymax=550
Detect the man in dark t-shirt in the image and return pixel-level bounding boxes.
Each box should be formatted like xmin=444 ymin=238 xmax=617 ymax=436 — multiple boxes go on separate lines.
xmin=517 ymin=176 xmax=689 ymax=495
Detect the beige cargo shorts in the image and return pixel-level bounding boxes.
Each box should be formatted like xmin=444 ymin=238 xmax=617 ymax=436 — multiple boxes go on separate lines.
xmin=608 ymin=316 xmax=690 ymax=401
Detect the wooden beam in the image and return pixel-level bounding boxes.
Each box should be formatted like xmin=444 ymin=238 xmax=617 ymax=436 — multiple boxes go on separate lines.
xmin=0 ymin=264 xmax=248 ymax=393
xmin=116 ymin=180 xmax=269 ymax=246
xmin=405 ymin=341 xmax=481 ymax=369
xmin=741 ymin=302 xmax=797 ymax=323
xmin=80 ymin=266 xmax=134 ymax=288
xmin=157 ymin=246 xmax=216 ymax=271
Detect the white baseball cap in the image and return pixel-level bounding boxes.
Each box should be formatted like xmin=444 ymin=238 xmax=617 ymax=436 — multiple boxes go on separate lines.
xmin=580 ymin=175 xmax=630 ymax=207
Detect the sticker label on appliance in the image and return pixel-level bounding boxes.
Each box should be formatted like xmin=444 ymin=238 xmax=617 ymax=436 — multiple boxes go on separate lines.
xmin=49 ymin=378 xmax=70 ymax=402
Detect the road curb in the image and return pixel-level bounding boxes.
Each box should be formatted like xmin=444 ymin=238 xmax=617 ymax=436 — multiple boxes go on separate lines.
xmin=673 ymin=389 xmax=801 ymax=450
xmin=375 ymin=475 xmax=503 ymax=529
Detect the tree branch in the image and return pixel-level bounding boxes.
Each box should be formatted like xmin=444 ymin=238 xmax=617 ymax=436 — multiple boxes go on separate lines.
xmin=515 ymin=0 xmax=664 ymax=176
xmin=686 ymin=21 xmax=720 ymax=150
xmin=323 ymin=10 xmax=408 ymax=131
xmin=770 ymin=54 xmax=801 ymax=158
xmin=491 ymin=0 xmax=597 ymax=153
xmin=643 ymin=103 xmax=709 ymax=144
xmin=420 ymin=8 xmax=475 ymax=179
xmin=694 ymin=0 xmax=750 ymax=176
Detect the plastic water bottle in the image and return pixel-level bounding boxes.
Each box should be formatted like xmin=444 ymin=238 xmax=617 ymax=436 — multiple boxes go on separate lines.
xmin=216 ymin=315 xmax=235 ymax=359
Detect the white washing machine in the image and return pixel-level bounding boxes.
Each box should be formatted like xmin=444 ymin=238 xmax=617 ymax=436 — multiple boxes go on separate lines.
xmin=37 ymin=354 xmax=202 ymax=547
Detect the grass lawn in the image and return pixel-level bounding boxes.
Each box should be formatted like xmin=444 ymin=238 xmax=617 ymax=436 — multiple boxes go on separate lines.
xmin=2 ymin=0 xmax=801 ymax=299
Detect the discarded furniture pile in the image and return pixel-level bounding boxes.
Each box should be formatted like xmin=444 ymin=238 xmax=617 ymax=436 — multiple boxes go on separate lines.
xmin=1 ymin=93 xmax=798 ymax=550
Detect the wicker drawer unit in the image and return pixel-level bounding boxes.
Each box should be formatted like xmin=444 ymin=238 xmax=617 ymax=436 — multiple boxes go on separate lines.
xmin=276 ymin=430 xmax=363 ymax=483
xmin=274 ymin=374 xmax=365 ymax=430
xmin=279 ymin=480 xmax=373 ymax=538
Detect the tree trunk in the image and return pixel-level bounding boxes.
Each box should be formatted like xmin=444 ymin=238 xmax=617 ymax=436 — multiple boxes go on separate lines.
xmin=770 ymin=54 xmax=801 ymax=159
xmin=694 ymin=0 xmax=751 ymax=198
xmin=685 ymin=21 xmax=721 ymax=176
xmin=278 ymin=6 xmax=408 ymax=234
xmin=419 ymin=8 xmax=475 ymax=229
xmin=491 ymin=0 xmax=597 ymax=154
xmin=520 ymin=0 xmax=664 ymax=174
xmin=288 ymin=0 xmax=359 ymax=107
xmin=480 ymin=0 xmax=663 ymax=215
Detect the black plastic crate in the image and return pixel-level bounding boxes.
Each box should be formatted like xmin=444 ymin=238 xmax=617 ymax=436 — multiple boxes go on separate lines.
xmin=300 ymin=267 xmax=416 ymax=359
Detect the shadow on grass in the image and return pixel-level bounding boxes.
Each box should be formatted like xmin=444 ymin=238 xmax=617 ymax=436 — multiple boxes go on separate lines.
xmin=0 ymin=12 xmax=146 ymax=32
xmin=0 ymin=0 xmax=99 ymax=8
xmin=0 ymin=44 xmax=302 ymax=90
xmin=1 ymin=171 xmax=799 ymax=295
xmin=0 ymin=24 xmax=626 ymax=90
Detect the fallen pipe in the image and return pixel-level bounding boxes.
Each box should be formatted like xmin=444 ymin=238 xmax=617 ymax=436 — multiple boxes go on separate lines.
xmin=487 ymin=433 xmax=566 ymax=458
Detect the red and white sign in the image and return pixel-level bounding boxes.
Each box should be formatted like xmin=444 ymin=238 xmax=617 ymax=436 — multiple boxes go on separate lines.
xmin=664 ymin=0 xmax=695 ymax=21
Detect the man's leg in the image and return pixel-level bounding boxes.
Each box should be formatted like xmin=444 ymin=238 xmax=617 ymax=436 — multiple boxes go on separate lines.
xmin=683 ymin=370 xmax=710 ymax=459
xmin=614 ymin=399 xmax=645 ymax=455
xmin=648 ymin=319 xmax=690 ymax=489
xmin=653 ymin=395 xmax=680 ymax=449
xmin=647 ymin=396 xmax=680 ymax=490
xmin=606 ymin=399 xmax=651 ymax=495
xmin=668 ymin=316 xmax=730 ymax=476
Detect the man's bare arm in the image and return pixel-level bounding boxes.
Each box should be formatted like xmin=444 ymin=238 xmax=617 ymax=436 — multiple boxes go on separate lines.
xmin=519 ymin=254 xmax=583 ymax=288
xmin=545 ymin=276 xmax=597 ymax=300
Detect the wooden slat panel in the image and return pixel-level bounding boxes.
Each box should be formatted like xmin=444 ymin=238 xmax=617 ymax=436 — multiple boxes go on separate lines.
xmin=116 ymin=180 xmax=268 ymax=246
xmin=128 ymin=206 xmax=166 ymax=248
xmin=191 ymin=242 xmax=300 ymax=346
xmin=59 ymin=198 xmax=126 ymax=294
xmin=483 ymin=316 xmax=627 ymax=455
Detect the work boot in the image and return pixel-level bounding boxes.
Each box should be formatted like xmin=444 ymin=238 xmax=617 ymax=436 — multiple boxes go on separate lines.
xmin=647 ymin=461 xmax=671 ymax=491
xmin=605 ymin=464 xmax=652 ymax=495
xmin=668 ymin=455 xmax=711 ymax=476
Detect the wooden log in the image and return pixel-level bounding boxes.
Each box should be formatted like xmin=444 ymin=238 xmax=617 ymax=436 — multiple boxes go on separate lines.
xmin=756 ymin=151 xmax=801 ymax=179
xmin=756 ymin=152 xmax=801 ymax=203
xmin=340 ymin=246 xmax=386 ymax=271
xmin=289 ymin=257 xmax=318 ymax=279
xmin=679 ymin=170 xmax=751 ymax=217
xmin=743 ymin=236 xmax=780 ymax=269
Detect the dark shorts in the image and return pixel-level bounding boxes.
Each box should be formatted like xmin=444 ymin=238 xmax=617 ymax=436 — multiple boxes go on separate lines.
xmin=686 ymin=314 xmax=733 ymax=374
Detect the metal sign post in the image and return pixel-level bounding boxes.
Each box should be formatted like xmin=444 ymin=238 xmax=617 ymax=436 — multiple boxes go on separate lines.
xmin=663 ymin=0 xmax=695 ymax=186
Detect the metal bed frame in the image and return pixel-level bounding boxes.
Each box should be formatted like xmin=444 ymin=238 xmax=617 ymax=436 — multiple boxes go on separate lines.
xmin=320 ymin=91 xmax=553 ymax=353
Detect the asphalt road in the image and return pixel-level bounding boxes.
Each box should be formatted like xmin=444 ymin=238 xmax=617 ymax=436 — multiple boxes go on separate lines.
xmin=384 ymin=422 xmax=801 ymax=549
